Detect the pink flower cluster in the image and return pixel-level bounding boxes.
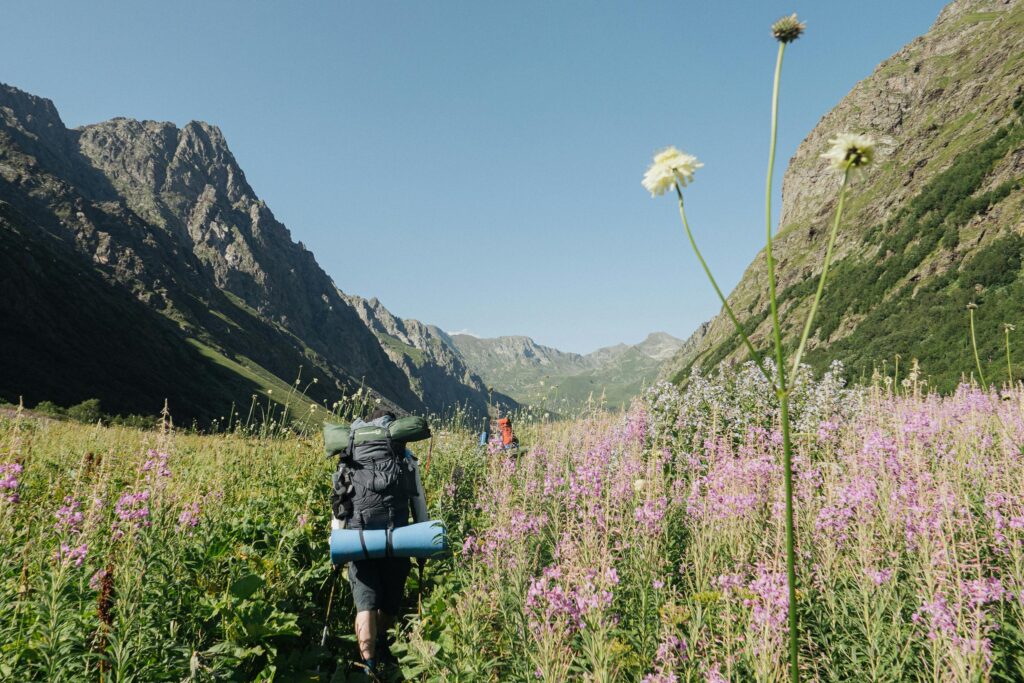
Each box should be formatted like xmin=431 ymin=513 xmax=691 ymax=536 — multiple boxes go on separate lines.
xmin=864 ymin=567 xmax=894 ymax=586
xmin=141 ymin=449 xmax=171 ymax=480
xmin=112 ymin=489 xmax=151 ymax=539
xmin=89 ymin=567 xmax=109 ymax=591
xmin=526 ymin=565 xmax=618 ymax=634
xmin=54 ymin=495 xmax=85 ymax=534
xmin=815 ymin=475 xmax=878 ymax=544
xmin=717 ymin=564 xmax=789 ymax=636
xmin=687 ymin=442 xmax=778 ymax=523
xmin=642 ymin=634 xmax=687 ymax=682
xmin=56 ymin=542 xmax=88 ymax=567
xmin=0 ymin=461 xmax=22 ymax=503
xmin=985 ymin=492 xmax=1024 ymax=549
xmin=177 ymin=501 xmax=201 ymax=530
xmin=635 ymin=496 xmax=668 ymax=534
xmin=912 ymin=578 xmax=1009 ymax=659
xmin=462 ymin=510 xmax=548 ymax=569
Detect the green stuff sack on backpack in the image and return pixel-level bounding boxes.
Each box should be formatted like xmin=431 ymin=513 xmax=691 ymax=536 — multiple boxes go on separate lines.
xmin=388 ymin=415 xmax=430 ymax=443
xmin=324 ymin=415 xmax=431 ymax=457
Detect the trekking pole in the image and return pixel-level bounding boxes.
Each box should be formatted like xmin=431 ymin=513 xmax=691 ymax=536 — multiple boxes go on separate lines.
xmin=316 ymin=565 xmax=340 ymax=675
xmin=423 ymin=435 xmax=434 ymax=477
xmin=417 ymin=557 xmax=426 ymax=619
xmin=416 ymin=438 xmax=433 ymax=617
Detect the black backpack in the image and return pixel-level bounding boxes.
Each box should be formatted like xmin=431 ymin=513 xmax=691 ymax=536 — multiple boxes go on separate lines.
xmin=327 ymin=417 xmax=430 ymax=530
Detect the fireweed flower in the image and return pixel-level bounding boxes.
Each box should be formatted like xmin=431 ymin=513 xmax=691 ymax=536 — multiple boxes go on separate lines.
xmin=141 ymin=449 xmax=171 ymax=481
xmin=112 ymin=489 xmax=152 ymax=539
xmin=821 ymin=133 xmax=875 ymax=171
xmin=642 ymin=147 xmax=703 ymax=196
xmin=177 ymin=502 xmax=201 ymax=530
xmin=54 ymin=496 xmax=85 ymax=534
xmin=864 ymin=567 xmax=895 ymax=586
xmin=55 ymin=542 xmax=88 ymax=567
xmin=0 ymin=462 xmax=22 ymax=503
xmin=771 ymin=14 xmax=806 ymax=43
xmin=635 ymin=497 xmax=668 ymax=533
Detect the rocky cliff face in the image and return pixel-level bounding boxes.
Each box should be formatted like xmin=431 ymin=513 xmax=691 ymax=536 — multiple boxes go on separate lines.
xmin=664 ymin=0 xmax=1024 ymax=389
xmin=344 ymin=295 xmax=518 ymax=416
xmin=0 ymin=82 xmax=498 ymax=419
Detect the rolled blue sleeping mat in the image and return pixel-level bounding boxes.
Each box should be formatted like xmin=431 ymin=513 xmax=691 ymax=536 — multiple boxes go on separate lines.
xmin=330 ymin=520 xmax=448 ymax=565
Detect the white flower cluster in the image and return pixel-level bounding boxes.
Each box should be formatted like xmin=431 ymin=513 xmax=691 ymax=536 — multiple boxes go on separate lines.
xmin=643 ymin=359 xmax=859 ymax=444
xmin=642 ymin=147 xmax=703 ymax=197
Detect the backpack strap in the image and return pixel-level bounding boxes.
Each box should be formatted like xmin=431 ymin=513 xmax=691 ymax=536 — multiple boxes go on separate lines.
xmin=385 ymin=425 xmax=401 ymax=460
xmin=357 ymin=529 xmax=370 ymax=560
xmin=345 ymin=429 xmax=356 ymax=460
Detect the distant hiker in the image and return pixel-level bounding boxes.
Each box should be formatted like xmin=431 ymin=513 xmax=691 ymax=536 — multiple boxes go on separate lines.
xmin=330 ymin=408 xmax=414 ymax=678
xmin=497 ymin=416 xmax=519 ymax=450
xmin=480 ymin=415 xmax=521 ymax=454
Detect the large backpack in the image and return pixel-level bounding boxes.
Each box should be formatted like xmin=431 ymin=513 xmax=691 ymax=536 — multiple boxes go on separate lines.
xmin=325 ymin=416 xmax=431 ymax=530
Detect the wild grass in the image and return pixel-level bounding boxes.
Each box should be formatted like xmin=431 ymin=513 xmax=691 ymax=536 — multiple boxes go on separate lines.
xmin=401 ymin=368 xmax=1024 ymax=682
xmin=4 ymin=365 xmax=1024 ymax=681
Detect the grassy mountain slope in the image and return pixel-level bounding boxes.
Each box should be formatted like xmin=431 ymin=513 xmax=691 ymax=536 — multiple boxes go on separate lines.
xmin=0 ymin=203 xmax=259 ymax=421
xmin=452 ymin=332 xmax=683 ymax=409
xmin=0 ymin=83 xmax=503 ymax=421
xmin=344 ymin=295 xmax=518 ymax=417
xmin=664 ymin=0 xmax=1024 ymax=390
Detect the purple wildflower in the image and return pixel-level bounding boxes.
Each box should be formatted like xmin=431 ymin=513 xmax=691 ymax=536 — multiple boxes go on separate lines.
xmin=864 ymin=567 xmax=894 ymax=586
xmin=54 ymin=495 xmax=85 ymax=534
xmin=635 ymin=497 xmax=668 ymax=533
xmin=177 ymin=502 xmax=201 ymax=530
xmin=0 ymin=462 xmax=23 ymax=503
xmin=55 ymin=542 xmax=88 ymax=567
xmin=112 ymin=489 xmax=151 ymax=539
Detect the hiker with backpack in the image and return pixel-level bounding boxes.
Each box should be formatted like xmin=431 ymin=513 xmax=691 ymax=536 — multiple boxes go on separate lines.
xmin=328 ymin=408 xmax=421 ymax=678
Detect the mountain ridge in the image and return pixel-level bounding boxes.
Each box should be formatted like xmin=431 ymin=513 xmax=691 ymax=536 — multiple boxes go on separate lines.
xmin=663 ymin=0 xmax=1024 ymax=388
xmin=0 ymin=82 xmax=503 ymax=420
xmin=451 ymin=330 xmax=683 ymax=409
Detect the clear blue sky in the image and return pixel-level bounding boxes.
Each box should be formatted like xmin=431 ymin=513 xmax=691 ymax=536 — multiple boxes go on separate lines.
xmin=3 ymin=1 xmax=945 ymax=353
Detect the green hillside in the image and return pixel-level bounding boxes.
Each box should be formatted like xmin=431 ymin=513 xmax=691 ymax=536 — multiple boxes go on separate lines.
xmin=665 ymin=2 xmax=1024 ymax=390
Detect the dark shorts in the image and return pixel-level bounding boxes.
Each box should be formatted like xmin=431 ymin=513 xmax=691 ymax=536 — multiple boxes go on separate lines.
xmin=348 ymin=557 xmax=411 ymax=614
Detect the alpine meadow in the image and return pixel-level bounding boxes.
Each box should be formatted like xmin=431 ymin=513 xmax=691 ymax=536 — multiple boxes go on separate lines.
xmin=3 ymin=1 xmax=1024 ymax=682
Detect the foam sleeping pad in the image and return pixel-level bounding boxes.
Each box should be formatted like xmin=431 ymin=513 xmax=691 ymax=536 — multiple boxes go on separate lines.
xmin=330 ymin=520 xmax=448 ymax=564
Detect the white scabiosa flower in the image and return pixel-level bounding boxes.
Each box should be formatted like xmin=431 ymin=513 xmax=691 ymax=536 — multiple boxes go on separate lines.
xmin=642 ymin=147 xmax=703 ymax=197
xmin=821 ymin=133 xmax=875 ymax=171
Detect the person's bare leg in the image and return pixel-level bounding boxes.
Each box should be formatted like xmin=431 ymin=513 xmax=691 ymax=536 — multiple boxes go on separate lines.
xmin=355 ymin=610 xmax=378 ymax=661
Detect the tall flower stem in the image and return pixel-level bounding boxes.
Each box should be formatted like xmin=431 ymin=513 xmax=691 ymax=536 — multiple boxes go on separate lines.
xmin=779 ymin=390 xmax=798 ymax=680
xmin=675 ymin=184 xmax=773 ymax=387
xmin=789 ymin=169 xmax=851 ymax=375
xmin=764 ymin=40 xmax=799 ymax=683
xmin=1006 ymin=325 xmax=1014 ymax=385
xmin=765 ymin=43 xmax=789 ymax=394
xmin=969 ymin=307 xmax=988 ymax=388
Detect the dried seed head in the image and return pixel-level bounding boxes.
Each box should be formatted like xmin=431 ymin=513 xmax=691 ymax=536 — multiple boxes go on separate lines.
xmin=772 ymin=14 xmax=806 ymax=43
xmin=97 ymin=564 xmax=115 ymax=627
